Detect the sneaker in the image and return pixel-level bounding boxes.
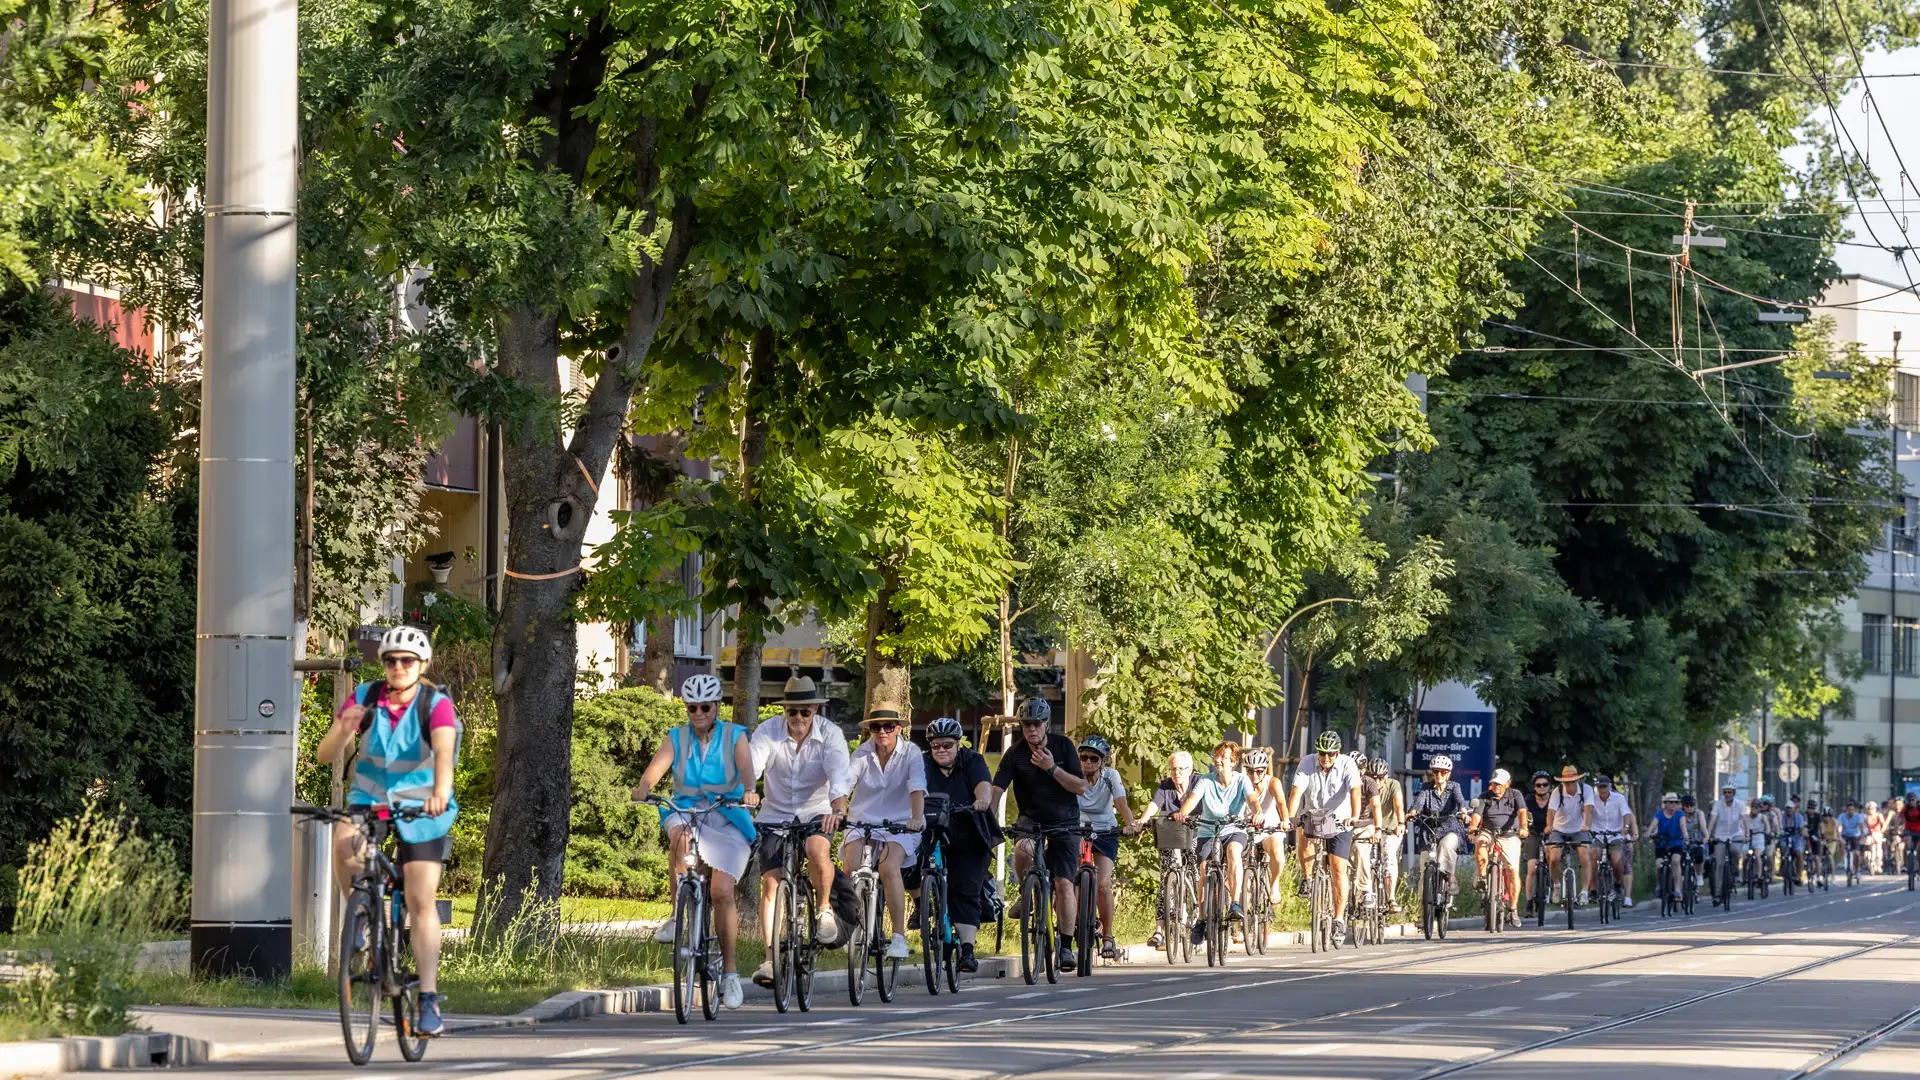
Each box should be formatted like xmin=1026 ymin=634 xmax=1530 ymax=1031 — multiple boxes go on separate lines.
xmin=957 ymin=943 xmax=979 ymax=973
xmin=1579 ymin=890 xmax=1592 ymax=905
xmin=1057 ymin=939 xmax=1078 ymax=971
xmin=1101 ymin=936 xmax=1119 ymax=960
xmin=1297 ymin=879 xmax=1311 ymax=898
xmin=1148 ymin=929 xmax=1165 ymax=950
xmin=1622 ymin=895 xmax=1634 ymax=908
xmin=751 ymin=961 xmax=775 ymax=988
xmin=1227 ymin=901 xmax=1245 ymax=922
xmin=1331 ymin=918 xmax=1347 ymax=943
xmin=1190 ymin=921 xmax=1207 ymax=946
xmin=887 ymin=933 xmax=910 ymax=960
xmin=721 ymin=972 xmax=744 ymax=1010
xmin=415 ymin=992 xmax=444 ymax=1037
xmin=653 ymin=919 xmax=676 ymax=944
xmin=814 ymin=908 xmax=839 ymax=942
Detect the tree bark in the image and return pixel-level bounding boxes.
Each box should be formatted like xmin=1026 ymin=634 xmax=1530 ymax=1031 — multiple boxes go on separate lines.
xmin=996 ymin=436 xmax=1020 ymax=718
xmin=1351 ymin=685 xmax=1368 ymax=751
xmin=865 ymin=568 xmax=912 ymax=718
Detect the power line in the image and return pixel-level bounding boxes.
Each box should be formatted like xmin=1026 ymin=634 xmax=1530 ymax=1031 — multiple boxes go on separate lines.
xmin=1430 ymin=389 xmax=1801 ymax=409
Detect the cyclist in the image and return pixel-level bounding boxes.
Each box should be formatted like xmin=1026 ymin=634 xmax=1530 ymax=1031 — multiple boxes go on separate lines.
xmin=1371 ymin=758 xmax=1407 ymax=910
xmin=317 ymin=625 xmax=458 ymax=1037
xmin=1704 ymin=784 xmax=1748 ymax=905
xmin=1644 ymin=792 xmax=1691 ymax=903
xmin=1350 ymin=751 xmax=1386 ymax=912
xmin=1543 ymin=766 xmax=1596 ymax=904
xmin=1817 ymin=803 xmax=1841 ymax=876
xmin=1902 ymin=795 xmax=1920 ymax=876
xmin=748 ymin=676 xmax=850 ymax=987
xmin=1838 ymin=802 xmax=1869 ymax=879
xmin=1077 ymin=735 xmax=1136 ymax=960
xmin=1681 ymin=793 xmax=1708 ymax=890
xmin=992 ymin=698 xmax=1087 ymax=972
xmin=1407 ymin=755 xmax=1469 ymax=903
xmin=1178 ymin=741 xmax=1258 ymax=934
xmin=1129 ymin=750 xmax=1199 ymax=951
xmin=1865 ymin=801 xmax=1886 ymax=875
xmin=1885 ymin=796 xmax=1906 ymax=874
xmin=923 ymin=716 xmax=996 ymax=973
xmin=1246 ymin=747 xmax=1291 ymax=903
xmin=1755 ymin=794 xmax=1781 ymax=883
xmin=1287 ymin=731 xmax=1365 ymax=943
xmin=1468 ymin=767 xmax=1528 ymax=922
xmin=1779 ymin=796 xmax=1808 ymax=885
xmin=844 ymin=708 xmax=927 ymax=962
xmin=1522 ymin=770 xmax=1553 ymax=913
xmin=1590 ymin=774 xmax=1636 ymax=907
xmin=631 ymin=673 xmax=759 ymax=1010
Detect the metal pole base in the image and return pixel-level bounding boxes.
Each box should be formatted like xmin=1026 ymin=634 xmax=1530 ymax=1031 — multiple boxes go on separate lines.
xmin=190 ymin=923 xmax=293 ymax=980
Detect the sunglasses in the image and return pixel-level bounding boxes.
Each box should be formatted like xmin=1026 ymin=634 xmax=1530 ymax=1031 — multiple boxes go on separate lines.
xmin=870 ymin=722 xmax=900 ymax=733
xmin=930 ymin=740 xmax=959 ymax=750
xmin=686 ymin=702 xmax=716 ymax=713
xmin=1079 ymin=754 xmax=1102 ymax=763
xmin=382 ymin=655 xmax=421 ymax=668
xmin=784 ymin=707 xmax=815 ymax=717
xmin=1534 ymin=782 xmax=1550 ymax=788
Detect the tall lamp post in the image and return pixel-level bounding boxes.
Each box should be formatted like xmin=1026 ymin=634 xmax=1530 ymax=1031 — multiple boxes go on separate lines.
xmin=191 ymin=0 xmax=299 ymax=977
xmin=1262 ymin=597 xmax=1356 ymax=759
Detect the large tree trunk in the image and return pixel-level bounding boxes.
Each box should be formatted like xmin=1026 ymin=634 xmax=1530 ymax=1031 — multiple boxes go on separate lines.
xmin=865 ymin=568 xmax=911 ymax=717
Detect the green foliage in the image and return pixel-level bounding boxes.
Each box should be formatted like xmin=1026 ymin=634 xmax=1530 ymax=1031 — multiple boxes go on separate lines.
xmin=0 ymin=286 xmax=195 ymax=869
xmin=412 ymin=587 xmax=498 ymax=651
xmin=565 ymin=688 xmax=682 ymax=898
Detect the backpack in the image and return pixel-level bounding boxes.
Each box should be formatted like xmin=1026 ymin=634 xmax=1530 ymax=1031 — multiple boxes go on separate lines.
xmin=818 ymin=868 xmax=864 ymax=949
xmin=355 ymin=680 xmax=462 ymax=765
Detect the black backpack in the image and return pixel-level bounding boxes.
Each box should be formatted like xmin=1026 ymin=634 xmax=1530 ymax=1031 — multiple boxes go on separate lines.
xmin=818 ymin=868 xmax=864 ymax=949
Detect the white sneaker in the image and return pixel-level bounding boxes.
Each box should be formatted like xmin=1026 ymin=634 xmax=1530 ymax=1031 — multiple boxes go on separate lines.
xmin=887 ymin=933 xmax=910 ymax=959
xmin=1622 ymin=895 xmax=1634 ymax=908
xmin=1579 ymin=891 xmax=1592 ymax=905
xmin=721 ymin=973 xmax=744 ymax=1010
xmin=751 ymin=961 xmax=775 ymax=988
xmin=815 ymin=908 xmax=839 ymax=941
xmin=653 ymin=920 xmax=676 ymax=944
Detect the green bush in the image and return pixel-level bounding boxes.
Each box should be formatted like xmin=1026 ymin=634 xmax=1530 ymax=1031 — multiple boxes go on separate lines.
xmin=566 ymin=687 xmax=685 ymax=898
xmin=4 ymin=806 xmax=188 ymax=1036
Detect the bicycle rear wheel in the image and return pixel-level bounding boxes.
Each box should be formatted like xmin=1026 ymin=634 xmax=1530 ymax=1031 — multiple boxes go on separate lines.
xmin=1161 ymin=868 xmax=1184 ymax=966
xmin=921 ymin=873 xmax=943 ymax=996
xmin=337 ymin=890 xmax=379 ymax=1066
xmin=1075 ymin=866 xmax=1096 ymax=977
xmin=1019 ymin=875 xmax=1040 ymax=985
xmin=699 ymin=896 xmax=718 ymax=1021
xmin=1248 ymin=870 xmax=1269 ymax=956
xmin=771 ymin=878 xmax=795 ymax=1013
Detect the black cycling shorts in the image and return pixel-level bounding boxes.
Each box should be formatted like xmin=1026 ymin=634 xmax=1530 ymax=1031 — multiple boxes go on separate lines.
xmin=756 ymin=817 xmax=828 ymax=875
xmin=396 ymin=834 xmax=452 ymax=866
xmin=1016 ymin=819 xmax=1080 ymax=883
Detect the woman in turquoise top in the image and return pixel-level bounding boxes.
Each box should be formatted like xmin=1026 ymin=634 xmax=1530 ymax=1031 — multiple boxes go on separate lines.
xmin=315 ymin=625 xmax=457 ymax=1036
xmin=1176 ymin=741 xmax=1257 ymax=922
xmin=631 ymin=674 xmax=759 ymax=1010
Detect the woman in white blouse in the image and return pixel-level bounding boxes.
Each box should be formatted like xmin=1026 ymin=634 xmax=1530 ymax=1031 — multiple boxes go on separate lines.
xmin=843 ymin=708 xmax=927 ymax=960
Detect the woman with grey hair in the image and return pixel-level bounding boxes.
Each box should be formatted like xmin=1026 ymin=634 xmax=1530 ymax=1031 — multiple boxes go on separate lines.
xmin=1128 ymin=750 xmax=1198 ymax=950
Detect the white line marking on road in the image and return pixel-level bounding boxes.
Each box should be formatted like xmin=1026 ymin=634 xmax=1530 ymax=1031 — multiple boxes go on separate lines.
xmin=725 ymin=1027 xmax=783 ymax=1037
xmin=1385 ymin=1022 xmax=1442 ymax=1035
xmin=447 ymin=1063 xmax=509 ymax=1071
xmin=1283 ymin=1042 xmax=1350 ymax=1056
xmin=1594 ymin=979 xmax=1632 ymax=987
xmin=1010 ymin=991 xmax=1048 ymax=999
xmin=1061 ymin=986 xmax=1099 ymax=993
xmin=554 ymin=1046 xmax=622 ymax=1058
xmin=1153 ymin=975 xmax=1186 ymax=982
xmin=949 ymin=1001 xmax=988 ymax=1008
xmin=1469 ymin=1006 xmax=1519 ymax=1017
xmin=1541 ymin=992 xmax=1577 ymax=1001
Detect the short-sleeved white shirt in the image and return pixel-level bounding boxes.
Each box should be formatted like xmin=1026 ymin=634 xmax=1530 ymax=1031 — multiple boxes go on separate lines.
xmin=847 ymin=740 xmax=927 ymax=825
xmin=1291 ymin=753 xmax=1364 ymax=823
xmin=1590 ymin=789 xmax=1631 ymax=834
xmin=1545 ymin=783 xmax=1595 ymax=834
xmin=1078 ymin=766 xmax=1128 ymax=832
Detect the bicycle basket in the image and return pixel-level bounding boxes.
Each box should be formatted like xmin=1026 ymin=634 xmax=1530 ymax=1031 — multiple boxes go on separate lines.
xmin=1153 ymin=817 xmax=1195 ymax=852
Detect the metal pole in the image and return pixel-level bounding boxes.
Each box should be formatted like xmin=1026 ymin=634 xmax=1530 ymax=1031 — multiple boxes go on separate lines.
xmin=192 ymin=0 xmax=299 ymax=978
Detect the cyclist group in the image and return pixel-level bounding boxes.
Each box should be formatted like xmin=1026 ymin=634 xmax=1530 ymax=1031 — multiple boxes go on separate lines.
xmin=319 ymin=629 xmax=1920 ymax=1042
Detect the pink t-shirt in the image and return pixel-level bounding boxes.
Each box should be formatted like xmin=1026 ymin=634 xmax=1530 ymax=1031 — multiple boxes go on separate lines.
xmin=337 ymin=685 xmax=457 ymax=732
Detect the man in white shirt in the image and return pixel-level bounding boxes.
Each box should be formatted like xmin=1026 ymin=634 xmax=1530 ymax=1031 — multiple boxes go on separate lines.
xmin=750 ymin=676 xmax=851 ymax=980
xmin=1543 ymin=766 xmax=1596 ymax=904
xmin=1286 ymin=730 xmax=1365 ymax=942
xmin=1589 ymin=775 xmax=1638 ymax=907
xmin=1704 ymin=784 xmax=1750 ymax=906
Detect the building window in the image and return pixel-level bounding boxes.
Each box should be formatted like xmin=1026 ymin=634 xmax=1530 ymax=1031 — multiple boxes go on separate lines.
xmin=1896 ymin=496 xmax=1919 ymax=556
xmin=630 ymin=552 xmax=708 ymax=660
xmin=1826 ymin=745 xmax=1869 ymax=808
xmin=1901 ymin=618 xmax=1920 ymax=677
xmin=1899 ymin=372 xmax=1920 ymax=431
xmin=1864 ymin=613 xmax=1889 ymax=674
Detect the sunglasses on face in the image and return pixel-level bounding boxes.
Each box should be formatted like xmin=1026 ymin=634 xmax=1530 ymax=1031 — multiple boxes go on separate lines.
xmin=1534 ymin=782 xmax=1550 ymax=789
xmin=871 ymin=722 xmax=900 ymax=734
xmin=382 ymin=655 xmax=420 ymax=669
xmin=1079 ymin=754 xmax=1102 ymax=763
xmin=785 ymin=708 xmax=815 ymax=717
xmin=931 ymin=740 xmax=959 ymax=751
xmin=686 ymin=702 xmax=716 ymax=713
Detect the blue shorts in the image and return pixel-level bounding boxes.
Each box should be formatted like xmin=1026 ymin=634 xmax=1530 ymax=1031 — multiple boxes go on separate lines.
xmin=1089 ymin=829 xmax=1120 ymax=862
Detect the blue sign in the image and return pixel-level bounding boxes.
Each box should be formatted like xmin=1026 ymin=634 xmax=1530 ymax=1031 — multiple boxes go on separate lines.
xmin=1413 ymin=704 xmax=1497 ymax=796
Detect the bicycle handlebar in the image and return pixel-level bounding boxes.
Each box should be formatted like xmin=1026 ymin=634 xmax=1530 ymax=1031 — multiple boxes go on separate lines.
xmin=291 ymin=803 xmax=426 ymax=823
xmin=847 ymin=819 xmax=921 ymax=834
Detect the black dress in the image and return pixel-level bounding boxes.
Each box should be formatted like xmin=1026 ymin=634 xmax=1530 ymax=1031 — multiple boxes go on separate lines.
xmin=926 ymin=746 xmax=997 ymax=926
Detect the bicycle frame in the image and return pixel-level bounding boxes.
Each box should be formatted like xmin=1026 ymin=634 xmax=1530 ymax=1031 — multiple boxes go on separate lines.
xmin=761 ymin=819 xmax=822 ymax=1014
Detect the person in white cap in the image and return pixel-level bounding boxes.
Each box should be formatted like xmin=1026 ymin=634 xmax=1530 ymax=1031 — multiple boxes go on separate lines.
xmin=1469 ymin=768 xmax=1529 ymax=922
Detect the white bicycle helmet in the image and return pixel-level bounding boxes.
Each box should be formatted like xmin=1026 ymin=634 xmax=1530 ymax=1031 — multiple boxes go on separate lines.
xmin=1430 ymin=754 xmax=1454 ymax=771
xmin=378 ymin=625 xmax=433 ymax=663
xmin=680 ymin=673 xmax=724 ymax=704
xmin=1245 ymin=747 xmax=1272 ymax=771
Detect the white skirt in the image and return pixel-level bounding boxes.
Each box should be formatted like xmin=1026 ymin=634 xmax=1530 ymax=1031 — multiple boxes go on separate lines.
xmin=663 ymin=813 xmax=751 ymax=881
xmin=842 ymin=828 xmax=921 ymax=866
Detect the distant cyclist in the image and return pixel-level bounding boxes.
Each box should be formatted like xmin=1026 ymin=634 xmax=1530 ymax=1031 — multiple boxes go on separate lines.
xmin=1468 ymin=767 xmax=1528 ymax=922
xmin=1704 ymin=785 xmax=1748 ymax=904
xmin=1350 ymin=751 xmax=1386 ymax=911
xmin=1522 ymin=771 xmax=1553 ymax=912
xmin=1129 ymin=750 xmax=1198 ymax=951
xmin=1903 ymin=796 xmax=1920 ymax=874
xmin=631 ymin=673 xmax=759 ymax=1010
xmin=1244 ymin=747 xmax=1291 ymax=909
xmin=1543 ymin=766 xmax=1596 ymax=905
xmin=1371 ymin=759 xmax=1407 ymax=909
xmin=992 ymin=698 xmax=1087 ymax=972
xmin=1287 ymin=730 xmax=1365 ymax=943
xmin=1778 ymin=796 xmax=1807 ymax=884
xmin=1590 ymin=775 xmax=1636 ymax=907
xmin=1076 ymin=735 xmax=1136 ymax=960
xmin=1178 ymin=741 xmax=1258 ymax=929
xmin=1645 ymin=793 xmax=1691 ymax=903
xmin=317 ymin=625 xmax=458 ymax=1037
xmin=1838 ymin=802 xmax=1869 ymax=878
xmin=1407 ymin=756 xmax=1469 ymax=898
xmin=1865 ymin=801 xmax=1886 ymax=874
xmin=922 ymin=716 xmax=996 ymax=973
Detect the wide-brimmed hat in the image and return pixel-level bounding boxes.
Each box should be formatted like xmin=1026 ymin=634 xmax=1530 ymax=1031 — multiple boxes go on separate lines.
xmin=862 ymin=708 xmax=904 ymax=730
xmin=781 ymin=675 xmax=828 ymax=706
xmin=1555 ymin=765 xmax=1585 ymax=782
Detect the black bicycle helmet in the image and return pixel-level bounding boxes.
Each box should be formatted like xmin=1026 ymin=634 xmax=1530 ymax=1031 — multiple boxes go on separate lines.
xmin=1019 ymin=698 xmax=1051 ymax=724
xmin=926 ymin=716 xmax=964 ymax=741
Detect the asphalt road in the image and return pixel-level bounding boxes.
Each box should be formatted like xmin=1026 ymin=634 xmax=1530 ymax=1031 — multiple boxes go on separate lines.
xmin=181 ymin=878 xmax=1920 ymax=1080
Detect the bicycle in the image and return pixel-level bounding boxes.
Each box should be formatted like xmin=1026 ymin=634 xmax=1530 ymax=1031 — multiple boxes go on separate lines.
xmin=1681 ymin=844 xmax=1700 ymax=915
xmin=1008 ymin=823 xmax=1066 ymax=985
xmin=1710 ymin=839 xmax=1737 ymax=911
xmin=1906 ymin=835 xmax=1919 ymax=891
xmin=1656 ymin=844 xmax=1683 ymax=918
xmin=1844 ymin=837 xmax=1863 ymax=888
xmin=1549 ymin=834 xmax=1583 ymax=929
xmin=914 ymin=795 xmax=960 ymax=996
xmin=645 ymin=795 xmax=747 ymax=1023
xmin=1369 ymin=829 xmax=1394 ymax=944
xmin=758 ymin=819 xmax=824 ymax=1013
xmin=1780 ymin=837 xmax=1801 ymax=898
xmin=1242 ymin=825 xmax=1282 ymax=956
xmin=1591 ymin=831 xmax=1620 ymax=925
xmin=1195 ymin=821 xmax=1240 ymax=966
xmin=1071 ymin=823 xmax=1101 ymax=977
xmin=1527 ymin=843 xmax=1551 ymax=927
xmin=1345 ymin=831 xmax=1383 ymax=948
xmin=1151 ymin=818 xmax=1198 ymax=965
xmin=291 ymin=804 xmax=431 ymax=1065
xmin=1746 ymin=838 xmax=1772 ymax=900
xmin=843 ymin=819 xmax=918 ymax=1005
xmin=1297 ymin=810 xmax=1339 ymax=952
xmin=1478 ymin=832 xmax=1518 ymax=934
xmin=1413 ymin=812 xmax=1458 ymax=941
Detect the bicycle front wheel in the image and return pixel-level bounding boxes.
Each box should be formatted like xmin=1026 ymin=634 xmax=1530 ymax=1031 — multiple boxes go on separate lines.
xmin=847 ymin=878 xmax=873 ymax=1006
xmin=770 ymin=877 xmax=795 ymax=1014
xmin=1037 ymin=881 xmax=1057 ymax=985
xmin=920 ymin=875 xmax=941 ymax=996
xmin=1203 ymin=873 xmax=1222 ymax=967
xmin=337 ymin=890 xmax=379 ymax=1066
xmin=1076 ymin=867 xmax=1097 ymax=976
xmin=1248 ymin=870 xmax=1269 ymax=956
xmin=1019 ymin=875 xmax=1040 ymax=985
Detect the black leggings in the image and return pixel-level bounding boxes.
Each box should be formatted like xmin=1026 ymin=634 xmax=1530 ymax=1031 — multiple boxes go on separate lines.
xmin=943 ymin=840 xmax=993 ymax=927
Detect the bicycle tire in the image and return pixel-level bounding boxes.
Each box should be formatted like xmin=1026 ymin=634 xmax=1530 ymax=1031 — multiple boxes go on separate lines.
xmin=1909 ymin=851 xmax=1916 ymax=892
xmin=875 ymin=937 xmax=898 ymax=1003
xmin=1161 ymin=867 xmax=1183 ymax=966
xmin=699 ymin=892 xmax=718 ymax=1022
xmin=937 ymin=869 xmax=959 ymax=994
xmin=393 ymin=985 xmax=427 ymax=1061
xmin=1019 ymin=874 xmax=1039 ymax=985
xmin=1418 ymin=865 xmax=1433 ymax=941
xmin=1435 ymin=867 xmax=1449 ymax=941
xmin=1037 ymin=877 xmax=1057 ymax=985
xmin=1562 ymin=860 xmax=1576 ymax=930
xmin=771 ymin=878 xmax=795 ymax=1013
xmin=1203 ymin=869 xmax=1222 ymax=967
xmin=337 ymin=889 xmax=379 ymax=1066
xmin=797 ymin=876 xmax=817 ymax=1012
xmin=847 ymin=877 xmax=872 ymax=1006
xmin=1076 ymin=865 xmax=1096 ymax=977
xmin=921 ymin=872 xmax=942 ymax=996
xmin=1210 ymin=869 xmax=1229 ymax=962
xmin=671 ymin=877 xmax=699 ymax=1024
xmin=1248 ymin=867 xmax=1269 ymax=956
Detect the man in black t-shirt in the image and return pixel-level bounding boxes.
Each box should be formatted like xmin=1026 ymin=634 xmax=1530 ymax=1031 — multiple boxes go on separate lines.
xmin=1522 ymin=770 xmax=1553 ymax=911
xmin=1469 ymin=769 xmax=1530 ymax=920
xmin=991 ymin=699 xmax=1088 ymax=971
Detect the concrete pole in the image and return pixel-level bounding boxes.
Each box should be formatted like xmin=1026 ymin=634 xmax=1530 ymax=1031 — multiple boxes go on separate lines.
xmin=192 ymin=0 xmax=299 ymax=979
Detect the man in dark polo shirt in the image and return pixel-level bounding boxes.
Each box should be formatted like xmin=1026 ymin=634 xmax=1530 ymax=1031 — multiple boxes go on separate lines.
xmin=992 ymin=698 xmax=1087 ymax=971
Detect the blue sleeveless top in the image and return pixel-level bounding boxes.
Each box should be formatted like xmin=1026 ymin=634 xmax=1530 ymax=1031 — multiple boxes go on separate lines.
xmin=660 ymin=722 xmax=756 ymax=842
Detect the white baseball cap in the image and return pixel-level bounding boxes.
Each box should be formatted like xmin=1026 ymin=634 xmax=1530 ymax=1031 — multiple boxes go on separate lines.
xmin=1491 ymin=768 xmax=1511 ymax=786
